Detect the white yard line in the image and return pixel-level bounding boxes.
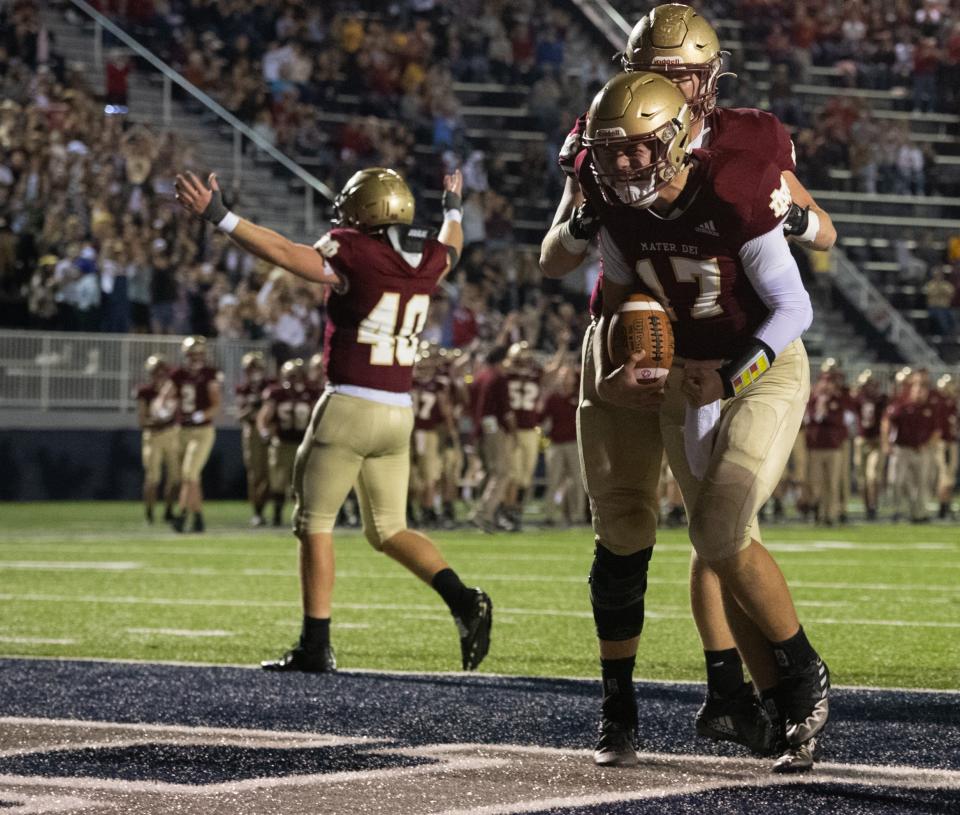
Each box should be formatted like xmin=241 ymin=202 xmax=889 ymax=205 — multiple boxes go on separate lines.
xmin=0 ymin=636 xmax=76 ymax=645
xmin=124 ymin=628 xmax=233 ymax=638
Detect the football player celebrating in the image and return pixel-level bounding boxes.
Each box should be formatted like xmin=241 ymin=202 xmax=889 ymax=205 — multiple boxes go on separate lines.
xmin=257 ymin=358 xmax=320 ymax=528
xmin=161 ymin=336 xmax=222 ymax=534
xmin=174 ymin=166 xmax=492 ymax=673
xmin=539 ymin=4 xmax=834 ymax=766
xmin=135 ymin=354 xmax=179 ymax=524
xmin=236 ymin=350 xmax=271 ymax=527
xmin=585 ymin=72 xmax=829 ymax=773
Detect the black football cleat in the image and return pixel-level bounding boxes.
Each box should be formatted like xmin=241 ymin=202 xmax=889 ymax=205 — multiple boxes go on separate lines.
xmin=695 ymin=682 xmax=778 ymax=756
xmin=261 ymin=644 xmax=336 ymax=673
xmin=772 ymin=735 xmax=818 ymax=774
xmin=192 ymin=514 xmax=205 ymax=534
xmin=780 ymin=657 xmax=830 ymax=745
xmin=593 ymin=717 xmax=639 ymax=767
xmin=170 ymin=512 xmax=186 ymax=534
xmin=454 ymin=589 xmax=492 ymax=670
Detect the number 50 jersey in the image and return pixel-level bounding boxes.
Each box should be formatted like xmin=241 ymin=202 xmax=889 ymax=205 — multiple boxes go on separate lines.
xmin=318 ymin=228 xmax=448 ymax=393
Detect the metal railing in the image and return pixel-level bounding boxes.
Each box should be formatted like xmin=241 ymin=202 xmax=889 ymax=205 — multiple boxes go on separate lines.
xmin=0 ymin=330 xmax=268 ymax=418
xmin=68 ymin=0 xmax=334 ymax=235
xmin=830 ymin=253 xmax=944 ymax=366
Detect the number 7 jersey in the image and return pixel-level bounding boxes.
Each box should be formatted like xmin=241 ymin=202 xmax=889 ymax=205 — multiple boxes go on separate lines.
xmin=318 ymin=227 xmax=448 ymax=393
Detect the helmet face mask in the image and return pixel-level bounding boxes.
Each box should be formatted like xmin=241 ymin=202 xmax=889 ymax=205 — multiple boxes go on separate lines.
xmin=583 ymin=72 xmax=693 ymax=210
xmin=332 ymin=167 xmax=415 ymax=232
xmin=181 ymin=336 xmax=207 ymax=371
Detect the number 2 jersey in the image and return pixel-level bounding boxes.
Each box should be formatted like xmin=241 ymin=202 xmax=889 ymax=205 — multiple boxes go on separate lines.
xmin=588 ymin=147 xmax=793 ymax=361
xmin=318 ymin=228 xmax=448 ymax=394
xmin=170 ymin=366 xmax=223 ymax=427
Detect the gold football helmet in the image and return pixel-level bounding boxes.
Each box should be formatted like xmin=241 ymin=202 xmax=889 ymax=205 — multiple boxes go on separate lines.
xmin=621 ymin=4 xmax=726 ymax=120
xmin=506 ymin=341 xmax=534 ymax=371
xmin=333 ymin=167 xmax=415 ymax=231
xmin=280 ymin=358 xmax=305 ymax=382
xmin=241 ymin=351 xmax=265 ymax=371
xmin=144 ymin=354 xmax=168 ymax=375
xmin=182 ymin=336 xmax=207 ymax=369
xmin=582 ymin=72 xmax=693 ymax=209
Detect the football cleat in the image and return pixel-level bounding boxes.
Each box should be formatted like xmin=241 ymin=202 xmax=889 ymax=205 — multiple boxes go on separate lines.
xmin=454 ymin=589 xmax=492 ymax=671
xmin=593 ymin=717 xmax=639 ymax=767
xmin=261 ymin=644 xmax=336 ymax=673
xmin=192 ymin=514 xmax=205 ymax=534
xmin=695 ymin=682 xmax=777 ymax=756
xmin=771 ymin=735 xmax=818 ymax=774
xmin=780 ymin=657 xmax=830 ymax=745
xmin=170 ymin=513 xmax=186 ymax=534
xmin=250 ymin=514 xmax=266 ymax=528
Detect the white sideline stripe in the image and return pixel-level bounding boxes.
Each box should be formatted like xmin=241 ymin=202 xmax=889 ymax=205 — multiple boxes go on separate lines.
xmin=0 ymin=795 xmax=97 ymax=814
xmin=0 ymin=592 xmax=956 ymax=627
xmin=124 ymin=627 xmax=232 ymax=638
xmin=0 ymin=636 xmax=76 ymax=645
xmin=0 ymin=561 xmax=140 ymax=571
xmin=3 ymin=657 xmax=959 ymax=696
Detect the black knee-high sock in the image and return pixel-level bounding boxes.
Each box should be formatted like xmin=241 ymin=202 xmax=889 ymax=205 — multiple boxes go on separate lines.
xmin=704 ymin=648 xmax=746 ymax=697
xmin=300 ymin=616 xmax=330 ymax=651
xmin=431 ymin=568 xmax=474 ymax=618
xmin=600 ymin=656 xmax=637 ymax=724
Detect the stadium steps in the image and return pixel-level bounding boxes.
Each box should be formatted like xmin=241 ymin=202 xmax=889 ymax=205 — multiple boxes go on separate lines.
xmin=43 ymin=11 xmax=315 ymax=242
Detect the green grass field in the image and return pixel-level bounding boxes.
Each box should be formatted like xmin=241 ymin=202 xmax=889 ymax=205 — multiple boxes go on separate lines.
xmin=1 ymin=502 xmax=958 ymax=689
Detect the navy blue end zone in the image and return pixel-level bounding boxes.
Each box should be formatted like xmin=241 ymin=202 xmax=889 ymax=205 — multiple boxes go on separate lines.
xmin=1 ymin=658 xmax=958 ymax=813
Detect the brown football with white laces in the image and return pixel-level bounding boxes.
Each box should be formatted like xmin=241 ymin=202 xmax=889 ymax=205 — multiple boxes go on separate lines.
xmin=607 ymin=293 xmax=675 ymax=381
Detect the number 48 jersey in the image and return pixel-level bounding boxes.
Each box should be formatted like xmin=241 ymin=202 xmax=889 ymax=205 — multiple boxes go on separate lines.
xmin=318 ymin=228 xmax=448 ymax=393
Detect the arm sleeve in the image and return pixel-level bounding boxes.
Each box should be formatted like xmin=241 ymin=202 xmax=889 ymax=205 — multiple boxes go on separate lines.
xmin=738 ymin=224 xmax=813 ymax=356
xmin=598 ymin=226 xmax=634 ymax=285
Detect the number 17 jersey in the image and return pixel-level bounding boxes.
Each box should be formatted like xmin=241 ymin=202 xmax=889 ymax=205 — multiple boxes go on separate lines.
xmin=318 ymin=228 xmax=448 ymax=394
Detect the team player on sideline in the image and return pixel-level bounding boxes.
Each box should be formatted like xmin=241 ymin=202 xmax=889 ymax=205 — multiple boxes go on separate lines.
xmin=174 ymin=166 xmax=492 ymax=673
xmin=160 ymin=336 xmax=222 ymax=534
xmin=136 ymin=354 xmax=179 ymax=524
xmin=583 ymin=72 xmax=829 ymax=772
xmin=236 ymin=351 xmax=271 ymax=527
xmin=539 ymin=4 xmax=835 ymax=767
xmin=852 ymin=370 xmax=887 ymax=521
xmin=503 ymin=341 xmax=543 ymax=530
xmin=411 ymin=349 xmax=455 ymax=527
xmin=257 ymin=358 xmax=321 ymax=528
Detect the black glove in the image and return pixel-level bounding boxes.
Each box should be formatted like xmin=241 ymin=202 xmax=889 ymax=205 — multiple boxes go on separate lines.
xmin=568 ymin=201 xmax=601 ymax=241
xmin=201 ymin=182 xmax=229 ymax=225
xmin=441 ymin=189 xmax=462 ymax=214
xmin=782 ymin=203 xmax=810 ymax=237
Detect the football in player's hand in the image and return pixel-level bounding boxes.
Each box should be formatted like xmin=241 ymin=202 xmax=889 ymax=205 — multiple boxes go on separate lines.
xmin=607 ymin=293 xmax=674 ymax=382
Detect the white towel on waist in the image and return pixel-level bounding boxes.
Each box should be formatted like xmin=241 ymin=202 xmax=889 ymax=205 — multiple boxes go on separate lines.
xmin=684 ymin=400 xmax=721 ymax=480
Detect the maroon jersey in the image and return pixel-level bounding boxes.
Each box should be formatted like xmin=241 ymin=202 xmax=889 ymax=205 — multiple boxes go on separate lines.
xmin=263 ymin=382 xmax=320 ymax=443
xmin=805 ymin=392 xmax=847 ymax=449
xmin=412 ymin=380 xmax=446 ymax=431
xmin=319 ymin=228 xmax=447 ymax=393
xmin=929 ymin=390 xmax=958 ymax=442
xmin=472 ymin=366 xmax=512 ymax=432
xmin=506 ymin=370 xmax=542 ymax=430
xmin=135 ymin=383 xmax=175 ymax=429
xmin=588 ymin=149 xmax=787 ymax=360
xmin=886 ymin=400 xmax=939 ymax=448
xmin=571 ymin=107 xmax=796 ymax=319
xmin=236 ymin=378 xmax=272 ymax=424
xmin=541 ymin=391 xmax=578 ymax=444
xmin=171 ymin=366 xmax=222 ymax=426
xmin=855 ymin=390 xmax=887 ymax=440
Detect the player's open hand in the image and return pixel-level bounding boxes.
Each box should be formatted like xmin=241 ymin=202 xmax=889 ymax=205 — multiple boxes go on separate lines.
xmin=597 ymin=351 xmax=665 ymax=410
xmin=175 ymin=171 xmax=226 ymax=223
xmin=682 ymin=367 xmax=724 ymax=407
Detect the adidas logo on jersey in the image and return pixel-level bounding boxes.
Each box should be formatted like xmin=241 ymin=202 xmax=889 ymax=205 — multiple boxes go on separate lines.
xmin=695 ymin=220 xmax=720 ymax=237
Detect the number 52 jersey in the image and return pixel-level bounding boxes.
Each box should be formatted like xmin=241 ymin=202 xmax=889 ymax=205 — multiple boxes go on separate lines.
xmin=317 ymin=228 xmax=448 ymax=393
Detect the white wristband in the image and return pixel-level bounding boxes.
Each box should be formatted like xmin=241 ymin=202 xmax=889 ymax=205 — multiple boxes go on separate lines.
xmin=443 ymin=209 xmax=462 ymax=223
xmin=558 ymin=220 xmax=589 ymax=255
xmin=217 ymin=211 xmax=240 ymax=234
xmin=799 ymin=209 xmax=820 ymax=244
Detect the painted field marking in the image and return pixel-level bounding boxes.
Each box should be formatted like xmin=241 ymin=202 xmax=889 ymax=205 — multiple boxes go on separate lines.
xmin=1 ymin=592 xmax=958 ymax=628
xmin=0 ymin=637 xmax=76 ymax=646
xmin=124 ymin=628 xmax=232 ymax=638
xmin=0 ymin=562 xmax=140 ymax=571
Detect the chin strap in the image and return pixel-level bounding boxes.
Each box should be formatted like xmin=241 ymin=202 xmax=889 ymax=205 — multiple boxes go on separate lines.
xmin=717 ymin=339 xmax=775 ymax=399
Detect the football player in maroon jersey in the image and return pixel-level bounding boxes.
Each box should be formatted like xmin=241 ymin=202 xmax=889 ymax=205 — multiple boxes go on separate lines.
xmin=584 ymin=73 xmax=829 ymax=773
xmin=503 ymin=341 xmax=543 ymax=531
xmin=934 ymin=374 xmax=958 ymax=519
xmin=411 ymin=348 xmax=454 ymax=527
xmin=160 ymin=336 xmax=222 ymax=533
xmin=540 ymin=4 xmax=836 ymax=763
xmin=135 ymin=354 xmax=179 ymax=524
xmin=852 ymin=369 xmax=888 ymax=521
xmin=257 ymin=358 xmax=320 ymax=528
xmin=538 ymin=4 xmax=834 ymax=768
xmin=175 ymin=165 xmax=492 ymax=674
xmin=236 ymin=350 xmax=271 ymax=527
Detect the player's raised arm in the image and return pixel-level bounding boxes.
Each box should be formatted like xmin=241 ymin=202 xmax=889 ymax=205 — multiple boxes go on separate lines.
xmin=539 ymin=178 xmax=599 ymax=279
xmin=438 ymin=169 xmax=464 ymax=279
xmin=174 ymin=171 xmax=342 ymax=287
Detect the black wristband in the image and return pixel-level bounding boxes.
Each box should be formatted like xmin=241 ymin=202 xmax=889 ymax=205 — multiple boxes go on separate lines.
xmin=782 ymin=203 xmax=809 ymax=237
xmin=717 ymin=339 xmax=776 ymax=399
xmin=201 ymin=189 xmax=229 ymax=225
xmin=441 ymin=190 xmax=462 ymax=213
